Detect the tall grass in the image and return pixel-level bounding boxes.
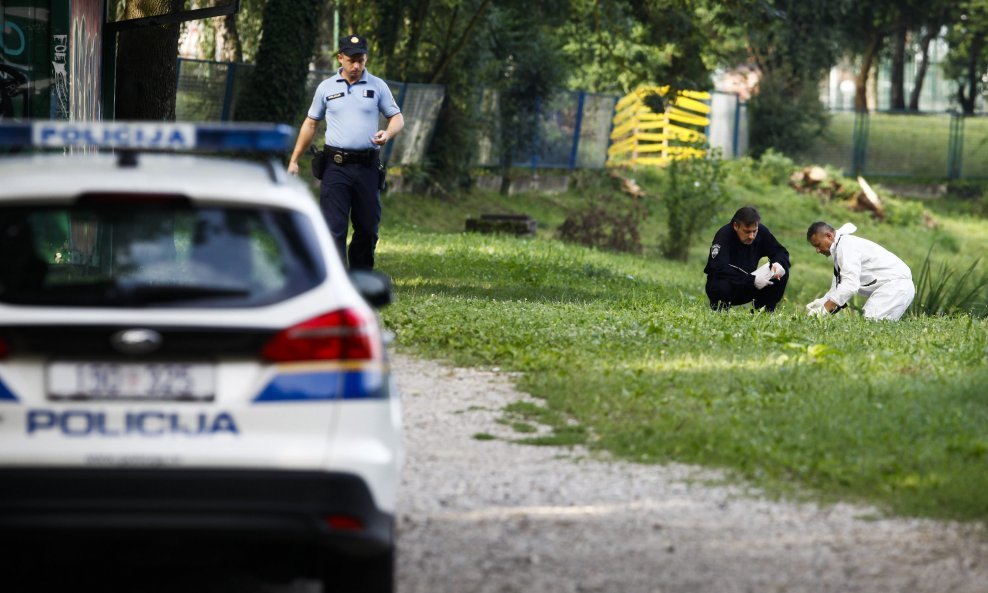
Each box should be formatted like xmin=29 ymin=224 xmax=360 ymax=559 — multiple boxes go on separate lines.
xmin=910 ymin=245 xmax=988 ymax=318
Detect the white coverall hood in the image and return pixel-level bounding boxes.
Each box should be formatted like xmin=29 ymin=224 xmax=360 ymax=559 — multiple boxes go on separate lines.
xmin=835 ymin=222 xmax=857 ymax=237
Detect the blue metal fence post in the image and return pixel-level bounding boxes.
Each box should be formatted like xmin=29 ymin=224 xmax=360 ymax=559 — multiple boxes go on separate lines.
xmin=530 ymin=96 xmax=542 ymax=171
xmin=947 ymin=112 xmax=964 ymax=180
xmin=851 ymin=111 xmax=869 ymax=176
xmin=732 ymin=94 xmax=741 ymax=159
xmin=220 ymin=62 xmax=238 ymax=121
xmin=604 ymin=95 xmax=618 ymax=168
xmin=568 ymin=91 xmax=586 ymax=170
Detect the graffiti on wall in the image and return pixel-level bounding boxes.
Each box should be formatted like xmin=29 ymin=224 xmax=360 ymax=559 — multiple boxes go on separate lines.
xmin=51 ymin=32 xmax=68 ymax=118
xmin=70 ymin=0 xmax=101 ymax=121
xmin=1 ymin=4 xmax=41 ymax=119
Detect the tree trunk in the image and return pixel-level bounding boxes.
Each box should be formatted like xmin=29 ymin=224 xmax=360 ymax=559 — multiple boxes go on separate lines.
xmin=234 ymin=0 xmax=321 ymax=125
xmin=399 ymin=0 xmax=431 ymax=79
xmin=855 ymin=33 xmax=883 ymax=113
xmin=908 ymin=28 xmax=936 ymax=111
xmin=115 ymin=0 xmax=184 ymax=120
xmin=213 ymin=11 xmax=242 ymax=63
xmin=499 ymin=160 xmax=512 ymax=195
xmin=890 ymin=24 xmax=906 ymax=111
xmin=959 ymin=35 xmax=984 ymax=115
xmin=428 ymin=0 xmax=493 ymax=83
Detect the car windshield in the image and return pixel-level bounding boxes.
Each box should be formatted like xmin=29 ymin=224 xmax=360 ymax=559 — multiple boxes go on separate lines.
xmin=0 ymin=198 xmax=326 ymax=308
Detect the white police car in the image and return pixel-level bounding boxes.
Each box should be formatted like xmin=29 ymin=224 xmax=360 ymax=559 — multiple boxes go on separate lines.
xmin=0 ymin=121 xmax=400 ymax=592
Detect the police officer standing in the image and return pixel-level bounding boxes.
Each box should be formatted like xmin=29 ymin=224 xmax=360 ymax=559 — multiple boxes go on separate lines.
xmin=288 ymin=34 xmax=404 ymax=270
xmin=703 ymin=206 xmax=790 ymax=312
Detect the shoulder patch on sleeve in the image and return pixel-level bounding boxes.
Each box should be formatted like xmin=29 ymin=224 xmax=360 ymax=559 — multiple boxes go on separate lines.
xmin=710 ymin=244 xmax=721 ymax=258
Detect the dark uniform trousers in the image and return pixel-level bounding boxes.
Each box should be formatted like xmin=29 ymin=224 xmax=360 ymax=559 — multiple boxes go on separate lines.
xmin=705 ymin=272 xmax=789 ymax=312
xmin=319 ymin=156 xmax=381 ymax=270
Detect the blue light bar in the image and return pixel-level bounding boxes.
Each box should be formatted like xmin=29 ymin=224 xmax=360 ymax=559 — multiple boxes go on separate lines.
xmin=0 ymin=123 xmax=32 ymax=147
xmin=0 ymin=121 xmax=293 ymax=152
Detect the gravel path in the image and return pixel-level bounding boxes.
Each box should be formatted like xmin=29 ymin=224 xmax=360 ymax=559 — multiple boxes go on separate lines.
xmin=392 ymin=353 xmax=988 ymax=593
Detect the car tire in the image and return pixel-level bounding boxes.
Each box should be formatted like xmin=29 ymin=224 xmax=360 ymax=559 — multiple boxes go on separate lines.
xmin=322 ymin=548 xmax=394 ymax=593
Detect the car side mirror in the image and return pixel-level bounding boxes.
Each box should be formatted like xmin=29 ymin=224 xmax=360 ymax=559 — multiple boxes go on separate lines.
xmin=348 ymin=270 xmax=393 ymax=309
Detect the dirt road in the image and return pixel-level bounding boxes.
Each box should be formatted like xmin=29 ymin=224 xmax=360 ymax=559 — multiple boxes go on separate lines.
xmin=393 ymin=354 xmax=988 ymax=593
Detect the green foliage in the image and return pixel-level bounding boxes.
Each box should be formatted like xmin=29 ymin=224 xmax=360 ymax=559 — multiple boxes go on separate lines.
xmin=484 ymin=4 xmax=569 ymax=190
xmin=661 ymin=149 xmax=730 ymax=261
xmin=947 ymin=180 xmax=986 ymax=201
xmin=560 ymin=0 xmax=741 ymax=93
xmin=557 ymin=193 xmax=646 ymax=254
xmin=748 ymin=70 xmax=831 ymax=158
xmin=727 ymin=150 xmax=798 ymax=192
xmin=882 ymin=196 xmax=928 ymax=227
xmin=910 ymin=246 xmax=988 ymax=318
xmin=377 ymin=224 xmax=988 ymax=522
xmin=943 ymin=0 xmax=988 ymax=114
xmin=737 ymin=0 xmax=852 ymax=156
xmin=377 ymin=167 xmax=988 ymax=521
xmin=755 ymin=149 xmax=796 ymax=186
xmin=233 ymin=0 xmax=321 ymax=126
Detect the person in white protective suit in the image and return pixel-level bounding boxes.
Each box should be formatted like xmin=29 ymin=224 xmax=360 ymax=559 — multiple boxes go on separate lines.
xmin=805 ymin=221 xmax=915 ymax=321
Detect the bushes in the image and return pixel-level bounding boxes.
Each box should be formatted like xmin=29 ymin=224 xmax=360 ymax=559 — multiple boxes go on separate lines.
xmin=728 ymin=149 xmax=797 ymax=189
xmin=660 ymin=149 xmax=730 ymax=261
xmin=557 ymin=193 xmax=645 ymax=254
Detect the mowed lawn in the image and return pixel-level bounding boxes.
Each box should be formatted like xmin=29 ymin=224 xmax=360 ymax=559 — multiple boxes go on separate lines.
xmin=375 ymin=169 xmax=988 ymax=522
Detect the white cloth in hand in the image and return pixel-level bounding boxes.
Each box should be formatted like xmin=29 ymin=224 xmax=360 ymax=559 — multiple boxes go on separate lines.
xmin=752 ymin=263 xmax=774 ymax=290
xmin=805 ymin=297 xmax=827 ymax=317
xmin=771 ymin=262 xmax=786 ymax=279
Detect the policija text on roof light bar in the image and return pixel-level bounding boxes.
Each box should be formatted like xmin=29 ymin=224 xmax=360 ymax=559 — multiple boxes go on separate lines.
xmin=35 ymin=123 xmax=194 ymax=150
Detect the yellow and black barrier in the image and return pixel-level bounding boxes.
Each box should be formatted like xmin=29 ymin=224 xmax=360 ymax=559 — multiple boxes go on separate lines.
xmin=607 ymin=86 xmax=711 ymax=168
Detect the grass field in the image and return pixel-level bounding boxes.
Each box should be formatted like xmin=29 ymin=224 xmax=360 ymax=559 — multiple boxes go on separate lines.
xmin=373 ymin=166 xmax=988 ymax=523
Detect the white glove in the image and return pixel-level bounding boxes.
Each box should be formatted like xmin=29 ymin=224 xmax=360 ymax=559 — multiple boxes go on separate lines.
xmin=752 ymin=263 xmax=774 ymax=290
xmin=805 ymin=297 xmax=827 ymax=317
xmin=771 ymin=262 xmax=786 ymax=279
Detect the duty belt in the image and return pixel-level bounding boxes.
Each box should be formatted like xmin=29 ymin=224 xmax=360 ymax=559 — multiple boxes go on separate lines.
xmin=326 ymin=146 xmax=377 ymax=166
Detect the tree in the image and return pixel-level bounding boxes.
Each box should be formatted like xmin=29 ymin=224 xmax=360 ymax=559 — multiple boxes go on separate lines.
xmin=234 ymin=0 xmax=322 ymax=126
xmin=909 ymin=1 xmax=956 ymax=111
xmin=212 ymin=12 xmax=242 ymax=62
xmin=661 ymin=147 xmax=728 ymax=262
xmin=481 ymin=2 xmax=570 ymax=193
xmin=889 ymin=10 xmax=909 ymax=110
xmin=843 ymin=0 xmax=899 ymax=112
xmin=331 ymin=0 xmax=498 ymax=189
xmin=115 ymin=0 xmax=184 ymax=120
xmin=739 ymin=0 xmax=851 ymax=155
xmin=882 ymin=0 xmax=957 ymax=112
xmin=561 ymin=0 xmax=741 ymax=94
xmin=944 ymin=0 xmax=988 ymax=114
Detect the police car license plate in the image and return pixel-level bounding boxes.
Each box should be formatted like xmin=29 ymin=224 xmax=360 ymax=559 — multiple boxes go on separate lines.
xmin=46 ymin=362 xmax=214 ymax=401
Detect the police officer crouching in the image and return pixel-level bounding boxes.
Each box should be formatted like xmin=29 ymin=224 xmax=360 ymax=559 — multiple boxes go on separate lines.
xmin=288 ymin=34 xmax=404 ymax=270
xmin=703 ymin=206 xmax=790 ymax=312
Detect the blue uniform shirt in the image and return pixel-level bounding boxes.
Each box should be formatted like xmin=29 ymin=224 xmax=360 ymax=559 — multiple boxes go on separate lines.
xmin=307 ymin=69 xmax=400 ymax=151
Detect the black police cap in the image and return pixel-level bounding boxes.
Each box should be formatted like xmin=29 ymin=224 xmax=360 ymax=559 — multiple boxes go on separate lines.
xmin=339 ymin=34 xmax=368 ymax=56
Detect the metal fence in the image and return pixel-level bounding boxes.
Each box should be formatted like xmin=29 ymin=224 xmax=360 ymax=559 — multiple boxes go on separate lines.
xmin=175 ymin=58 xmax=445 ymax=167
xmin=473 ymin=88 xmax=747 ymax=169
xmin=177 ymin=58 xmax=749 ymax=169
xmin=802 ymin=110 xmax=988 ymax=180
xmin=473 ymin=89 xmax=620 ymax=169
xmin=709 ymin=91 xmax=748 ymax=159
